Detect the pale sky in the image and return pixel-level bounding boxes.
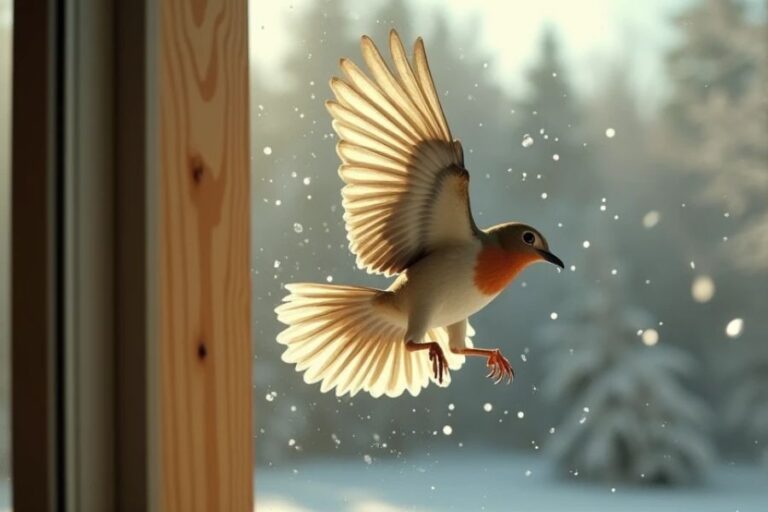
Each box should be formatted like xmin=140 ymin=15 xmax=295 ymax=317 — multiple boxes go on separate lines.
xmin=248 ymin=0 xmax=700 ymax=112
xmin=0 ymin=0 xmax=760 ymax=112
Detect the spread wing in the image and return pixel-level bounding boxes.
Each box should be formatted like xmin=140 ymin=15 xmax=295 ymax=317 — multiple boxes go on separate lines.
xmin=327 ymin=30 xmax=479 ymax=277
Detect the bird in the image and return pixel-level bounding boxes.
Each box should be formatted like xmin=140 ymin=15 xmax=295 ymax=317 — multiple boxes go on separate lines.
xmin=275 ymin=29 xmax=564 ymax=399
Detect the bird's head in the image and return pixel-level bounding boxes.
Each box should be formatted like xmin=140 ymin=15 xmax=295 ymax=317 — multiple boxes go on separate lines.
xmin=489 ymin=222 xmax=564 ymax=269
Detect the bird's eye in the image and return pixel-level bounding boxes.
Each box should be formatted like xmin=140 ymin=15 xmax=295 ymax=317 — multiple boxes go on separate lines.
xmin=522 ymin=231 xmax=536 ymax=245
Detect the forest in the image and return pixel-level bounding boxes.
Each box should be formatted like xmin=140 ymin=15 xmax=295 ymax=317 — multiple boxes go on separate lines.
xmin=250 ymin=0 xmax=767 ymax=490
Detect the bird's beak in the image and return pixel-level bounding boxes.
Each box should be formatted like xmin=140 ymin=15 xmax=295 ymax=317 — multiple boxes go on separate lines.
xmin=536 ymin=249 xmax=564 ymax=269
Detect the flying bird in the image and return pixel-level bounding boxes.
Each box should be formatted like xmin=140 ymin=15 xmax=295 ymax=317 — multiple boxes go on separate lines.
xmin=276 ymin=30 xmax=564 ymax=398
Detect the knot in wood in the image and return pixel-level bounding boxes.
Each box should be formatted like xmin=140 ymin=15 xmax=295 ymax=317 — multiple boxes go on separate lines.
xmin=197 ymin=340 xmax=208 ymax=360
xmin=190 ymin=153 xmax=205 ymax=183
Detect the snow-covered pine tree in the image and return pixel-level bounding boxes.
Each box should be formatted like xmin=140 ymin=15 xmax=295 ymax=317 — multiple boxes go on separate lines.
xmin=514 ymin=28 xmax=596 ymax=207
xmin=662 ymin=0 xmax=768 ymax=465
xmin=725 ymin=339 xmax=768 ymax=463
xmin=662 ymin=0 xmax=768 ymax=271
xmin=541 ymin=267 xmax=714 ymax=485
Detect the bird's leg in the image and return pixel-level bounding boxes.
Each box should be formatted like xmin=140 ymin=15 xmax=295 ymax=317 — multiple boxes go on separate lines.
xmin=406 ymin=340 xmax=448 ymax=384
xmin=453 ymin=347 xmax=513 ymax=384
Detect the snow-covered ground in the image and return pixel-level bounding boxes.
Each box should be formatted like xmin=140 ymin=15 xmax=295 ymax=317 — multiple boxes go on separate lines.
xmin=256 ymin=452 xmax=768 ymax=512
xmin=1 ymin=453 xmax=764 ymax=511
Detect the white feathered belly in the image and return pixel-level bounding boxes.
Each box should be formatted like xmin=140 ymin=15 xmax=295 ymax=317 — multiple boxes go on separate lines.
xmin=385 ymin=242 xmax=496 ymax=328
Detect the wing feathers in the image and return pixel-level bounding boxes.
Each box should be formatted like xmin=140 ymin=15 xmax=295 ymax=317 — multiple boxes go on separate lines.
xmin=333 ymin=121 xmax=411 ymax=163
xmin=329 ymin=30 xmax=476 ymax=276
xmin=413 ymin=37 xmax=453 ymax=143
xmin=330 ymin=78 xmax=419 ymax=144
xmin=341 ymin=56 xmax=433 ymax=141
xmin=359 ymin=36 xmax=433 ymax=139
xmin=388 ymin=31 xmax=443 ymax=140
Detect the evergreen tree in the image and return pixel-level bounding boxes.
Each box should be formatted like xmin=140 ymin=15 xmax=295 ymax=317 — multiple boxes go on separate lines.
xmin=541 ymin=260 xmax=714 ymax=485
xmin=725 ymin=340 xmax=768 ymax=463
xmin=507 ymin=28 xmax=601 ymax=306
xmin=505 ymin=32 xmax=605 ymax=439
xmin=662 ymin=0 xmax=768 ymax=270
xmin=662 ymin=0 xmax=768 ymax=465
xmin=514 ymin=28 xmax=596 ymax=208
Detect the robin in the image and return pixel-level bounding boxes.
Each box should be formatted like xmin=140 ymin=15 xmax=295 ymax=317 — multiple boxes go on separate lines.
xmin=276 ymin=30 xmax=564 ymax=398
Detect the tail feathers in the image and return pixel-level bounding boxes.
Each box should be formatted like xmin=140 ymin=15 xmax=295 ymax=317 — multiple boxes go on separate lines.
xmin=276 ymin=283 xmax=471 ymax=398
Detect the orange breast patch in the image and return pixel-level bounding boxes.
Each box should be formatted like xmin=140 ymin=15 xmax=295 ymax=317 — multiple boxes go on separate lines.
xmin=473 ymin=246 xmax=536 ymax=296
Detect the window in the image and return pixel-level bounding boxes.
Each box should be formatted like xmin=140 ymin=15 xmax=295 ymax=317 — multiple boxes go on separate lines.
xmin=0 ymin=0 xmax=12 ymax=509
xmin=7 ymin=1 xmax=254 ymax=508
xmin=252 ymin=1 xmax=768 ymax=510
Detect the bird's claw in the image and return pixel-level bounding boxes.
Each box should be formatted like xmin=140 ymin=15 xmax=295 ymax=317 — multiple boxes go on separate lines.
xmin=428 ymin=343 xmax=449 ymax=384
xmin=485 ymin=349 xmax=514 ymax=384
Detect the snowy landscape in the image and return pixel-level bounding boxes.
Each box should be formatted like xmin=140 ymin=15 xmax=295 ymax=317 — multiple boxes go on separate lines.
xmin=249 ymin=0 xmax=767 ymax=510
xmin=255 ymin=454 xmax=768 ymax=512
xmin=1 ymin=456 xmax=765 ymax=511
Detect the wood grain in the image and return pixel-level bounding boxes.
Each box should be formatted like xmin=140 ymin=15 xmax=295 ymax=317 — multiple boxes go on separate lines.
xmin=158 ymin=0 xmax=252 ymax=510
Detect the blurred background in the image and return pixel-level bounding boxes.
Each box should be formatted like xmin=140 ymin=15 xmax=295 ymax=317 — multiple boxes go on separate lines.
xmin=249 ymin=0 xmax=768 ymax=510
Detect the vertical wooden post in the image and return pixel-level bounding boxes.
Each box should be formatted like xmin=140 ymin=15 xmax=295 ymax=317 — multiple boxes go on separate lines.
xmin=157 ymin=1 xmax=252 ymax=510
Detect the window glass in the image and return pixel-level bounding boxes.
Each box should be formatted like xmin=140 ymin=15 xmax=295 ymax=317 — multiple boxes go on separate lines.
xmin=251 ymin=1 xmax=768 ymax=510
xmin=0 ymin=0 xmax=12 ymax=509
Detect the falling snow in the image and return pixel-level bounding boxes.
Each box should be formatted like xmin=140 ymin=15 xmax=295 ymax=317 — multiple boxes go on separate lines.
xmin=642 ymin=210 xmax=660 ymax=228
xmin=641 ymin=329 xmax=659 ymax=346
xmin=521 ymin=134 xmax=534 ymax=147
xmin=725 ymin=318 xmax=744 ymax=338
xmin=692 ymin=275 xmax=715 ymax=302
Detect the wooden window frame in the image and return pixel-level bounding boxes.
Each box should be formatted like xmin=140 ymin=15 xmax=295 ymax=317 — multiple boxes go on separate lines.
xmin=11 ymin=1 xmax=253 ymax=510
